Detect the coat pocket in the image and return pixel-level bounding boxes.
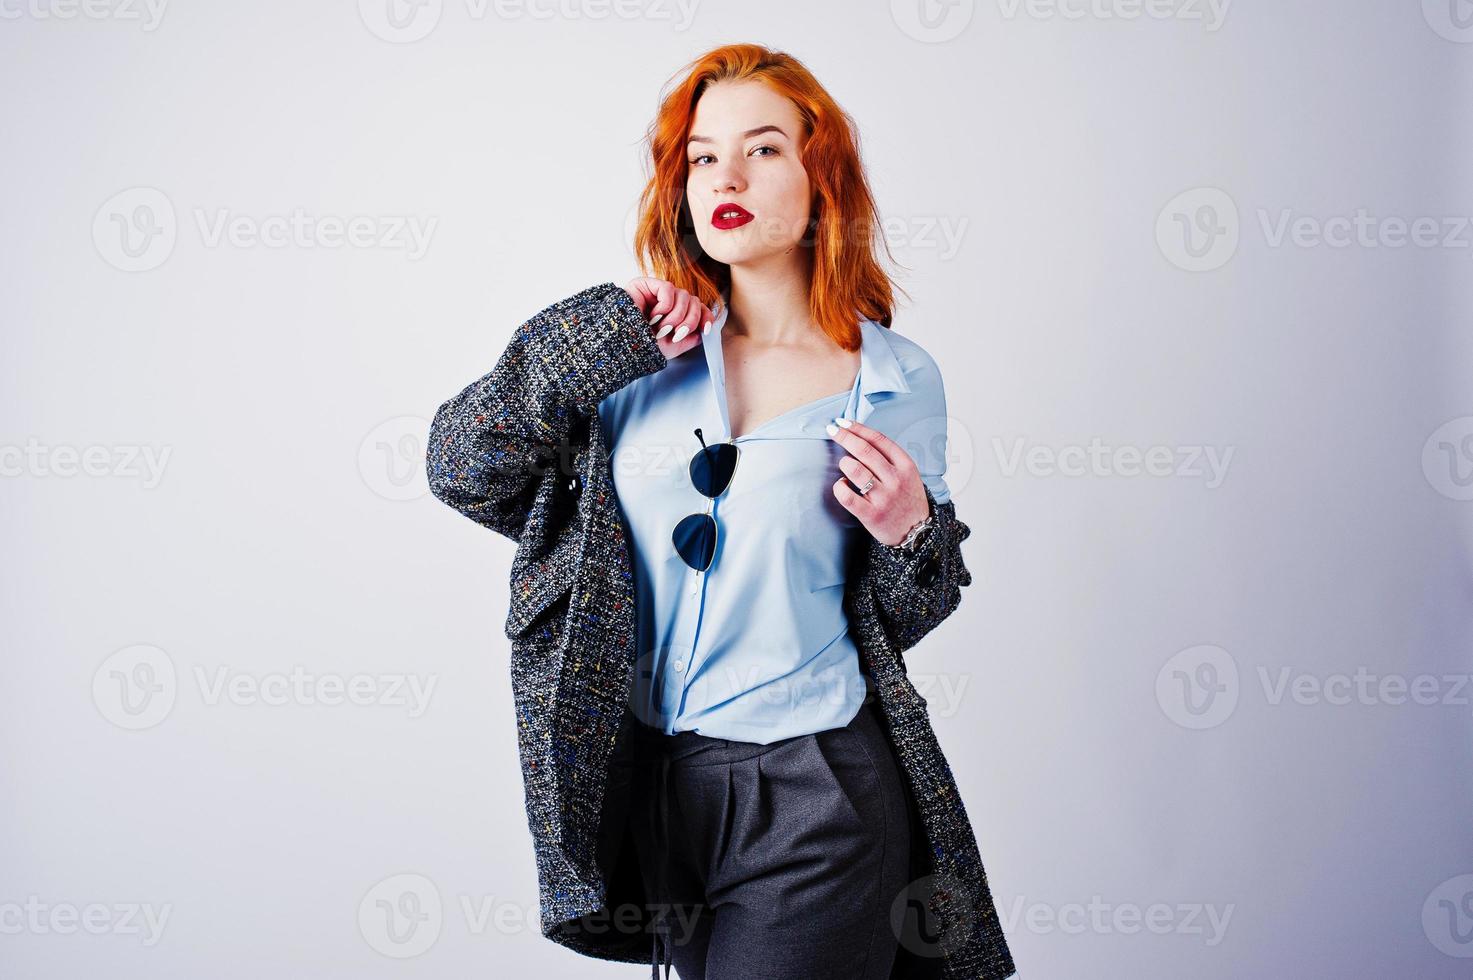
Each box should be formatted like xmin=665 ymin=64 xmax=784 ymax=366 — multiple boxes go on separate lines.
xmin=504 ymin=572 xmax=574 ymax=640
xmin=503 ymin=526 xmax=579 ymax=640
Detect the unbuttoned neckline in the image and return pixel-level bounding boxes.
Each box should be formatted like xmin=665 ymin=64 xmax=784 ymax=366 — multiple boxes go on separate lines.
xmin=703 ymin=299 xmax=864 ymax=442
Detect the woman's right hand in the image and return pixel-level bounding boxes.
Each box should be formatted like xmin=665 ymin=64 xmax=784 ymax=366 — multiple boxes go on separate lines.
xmin=623 ymin=276 xmax=713 ymax=361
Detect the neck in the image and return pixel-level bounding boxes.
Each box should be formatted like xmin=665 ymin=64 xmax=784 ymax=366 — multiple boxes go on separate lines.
xmin=724 ymin=255 xmax=817 ymax=347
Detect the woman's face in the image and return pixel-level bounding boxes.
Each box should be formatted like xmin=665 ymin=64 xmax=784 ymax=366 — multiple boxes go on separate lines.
xmin=685 ymin=80 xmax=812 ymax=271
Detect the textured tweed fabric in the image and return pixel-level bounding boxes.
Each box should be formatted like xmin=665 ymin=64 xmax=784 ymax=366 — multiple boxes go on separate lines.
xmin=426 ymin=281 xmax=1016 ymax=980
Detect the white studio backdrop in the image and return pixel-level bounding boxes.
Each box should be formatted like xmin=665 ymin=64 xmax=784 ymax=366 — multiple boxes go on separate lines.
xmin=2 ymin=2 xmax=1471 ymax=977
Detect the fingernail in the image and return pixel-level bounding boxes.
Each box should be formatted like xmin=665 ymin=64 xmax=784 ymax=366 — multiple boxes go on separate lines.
xmin=825 ymin=422 xmax=838 ymax=438
xmin=835 ymin=417 xmax=853 ymax=428
xmin=672 ymin=325 xmax=690 ymax=342
xmin=656 ymin=323 xmax=673 ymax=339
xmin=703 ymin=320 xmax=712 ymax=334
xmin=650 ymin=312 xmax=664 ymax=326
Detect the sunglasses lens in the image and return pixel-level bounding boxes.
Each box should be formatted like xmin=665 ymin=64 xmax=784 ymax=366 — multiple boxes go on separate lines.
xmin=689 ymin=443 xmax=739 ymax=498
xmin=673 ymin=513 xmax=717 ymax=571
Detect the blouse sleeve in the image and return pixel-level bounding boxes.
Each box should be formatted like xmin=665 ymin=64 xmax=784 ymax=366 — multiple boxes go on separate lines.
xmin=861 ymin=351 xmax=973 ymax=655
xmin=906 ymin=353 xmax=953 ymax=507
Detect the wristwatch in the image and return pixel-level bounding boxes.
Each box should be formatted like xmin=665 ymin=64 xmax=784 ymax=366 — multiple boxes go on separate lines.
xmin=895 ymin=508 xmax=936 ymax=553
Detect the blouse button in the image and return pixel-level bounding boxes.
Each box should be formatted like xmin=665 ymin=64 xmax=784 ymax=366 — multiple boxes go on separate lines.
xmin=565 ymin=473 xmax=581 ymax=497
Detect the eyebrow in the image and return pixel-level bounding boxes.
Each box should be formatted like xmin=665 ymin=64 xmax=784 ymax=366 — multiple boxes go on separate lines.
xmin=687 ymin=124 xmax=788 ymax=145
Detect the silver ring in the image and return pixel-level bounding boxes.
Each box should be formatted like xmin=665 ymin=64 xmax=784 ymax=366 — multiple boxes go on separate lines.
xmin=856 ymin=478 xmax=875 ymax=496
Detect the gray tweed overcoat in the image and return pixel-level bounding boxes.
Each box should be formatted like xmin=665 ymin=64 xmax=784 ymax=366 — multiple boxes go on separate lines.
xmin=425 ymin=281 xmax=1016 ymax=980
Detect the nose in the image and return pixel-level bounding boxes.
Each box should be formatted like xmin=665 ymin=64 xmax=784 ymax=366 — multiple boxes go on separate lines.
xmin=710 ymin=159 xmax=745 ymax=196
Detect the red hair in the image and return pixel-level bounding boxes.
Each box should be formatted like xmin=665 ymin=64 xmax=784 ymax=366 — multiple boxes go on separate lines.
xmin=632 ymin=43 xmax=910 ymax=348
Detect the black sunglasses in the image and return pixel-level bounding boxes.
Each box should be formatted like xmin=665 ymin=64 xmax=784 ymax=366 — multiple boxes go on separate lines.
xmin=671 ymin=427 xmax=741 ymax=572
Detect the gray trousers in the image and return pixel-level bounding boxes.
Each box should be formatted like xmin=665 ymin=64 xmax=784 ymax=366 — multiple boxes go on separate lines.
xmin=607 ymin=686 xmax=913 ymax=980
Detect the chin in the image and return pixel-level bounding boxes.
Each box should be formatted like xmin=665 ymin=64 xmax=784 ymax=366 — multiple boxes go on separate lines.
xmin=701 ymin=242 xmax=791 ymax=268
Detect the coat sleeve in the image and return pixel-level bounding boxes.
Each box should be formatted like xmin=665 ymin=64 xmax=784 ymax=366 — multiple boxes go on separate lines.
xmin=862 ymin=484 xmax=974 ymax=656
xmin=425 ymin=281 xmax=668 ymax=543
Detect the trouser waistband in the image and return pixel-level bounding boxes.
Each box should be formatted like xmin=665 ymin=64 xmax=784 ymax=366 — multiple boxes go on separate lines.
xmin=623 ymin=673 xmax=882 ymax=764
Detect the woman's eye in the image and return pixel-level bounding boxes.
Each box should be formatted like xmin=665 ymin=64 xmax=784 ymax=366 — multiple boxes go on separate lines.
xmin=688 ymin=145 xmax=779 ymax=167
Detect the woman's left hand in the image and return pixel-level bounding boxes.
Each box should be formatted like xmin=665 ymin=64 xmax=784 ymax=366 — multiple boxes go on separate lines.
xmin=826 ymin=418 xmax=931 ymax=547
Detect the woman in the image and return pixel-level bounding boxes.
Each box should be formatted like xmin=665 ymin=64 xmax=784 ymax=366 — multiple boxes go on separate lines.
xmin=427 ymin=43 xmax=1014 ymax=980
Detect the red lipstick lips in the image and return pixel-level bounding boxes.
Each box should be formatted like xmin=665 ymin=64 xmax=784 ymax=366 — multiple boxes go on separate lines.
xmin=711 ymin=202 xmax=754 ymax=230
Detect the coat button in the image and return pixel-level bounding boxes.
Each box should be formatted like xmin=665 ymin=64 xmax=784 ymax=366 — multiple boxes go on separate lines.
xmin=915 ymin=556 xmax=940 ymax=587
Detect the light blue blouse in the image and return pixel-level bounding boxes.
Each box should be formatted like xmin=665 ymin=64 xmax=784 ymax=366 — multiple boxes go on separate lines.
xmin=596 ymin=296 xmax=953 ymax=744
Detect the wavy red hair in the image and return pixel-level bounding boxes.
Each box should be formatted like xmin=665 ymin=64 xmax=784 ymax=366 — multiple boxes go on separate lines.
xmin=632 ymin=43 xmax=910 ymax=348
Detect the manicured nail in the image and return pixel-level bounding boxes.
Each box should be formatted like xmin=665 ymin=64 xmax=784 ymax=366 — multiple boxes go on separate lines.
xmin=650 ymin=312 xmax=665 ymax=326
xmin=672 ymin=325 xmax=690 ymax=342
xmin=835 ymin=417 xmax=853 ymax=428
xmin=825 ymin=422 xmax=838 ymax=438
xmin=656 ymin=323 xmax=673 ymax=339
xmin=703 ymin=320 xmax=712 ymax=334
